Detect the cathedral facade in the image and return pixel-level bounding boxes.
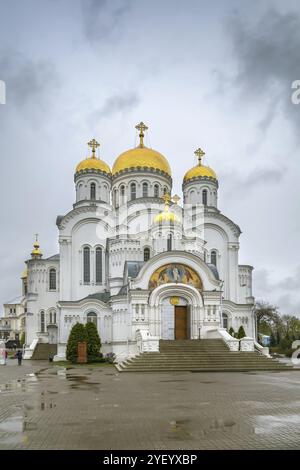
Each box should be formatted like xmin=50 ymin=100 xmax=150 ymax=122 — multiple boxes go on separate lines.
xmin=21 ymin=122 xmax=256 ymax=361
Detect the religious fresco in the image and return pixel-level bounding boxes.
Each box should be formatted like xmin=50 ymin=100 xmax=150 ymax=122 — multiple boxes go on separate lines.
xmin=148 ymin=264 xmax=202 ymax=290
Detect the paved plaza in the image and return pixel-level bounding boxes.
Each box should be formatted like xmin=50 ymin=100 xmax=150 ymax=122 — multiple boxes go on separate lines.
xmin=1 ymin=360 xmax=300 ymax=449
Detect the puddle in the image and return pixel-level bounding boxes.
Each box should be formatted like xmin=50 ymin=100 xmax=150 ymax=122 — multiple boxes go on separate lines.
xmin=254 ymin=414 xmax=300 ymax=434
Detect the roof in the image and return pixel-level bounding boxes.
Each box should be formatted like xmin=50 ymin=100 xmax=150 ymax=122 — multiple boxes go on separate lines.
xmin=79 ymin=292 xmax=111 ymax=303
xmin=45 ymin=254 xmax=60 ymax=261
xmin=124 ymin=261 xmax=145 ymax=279
xmin=207 ymin=263 xmax=220 ymax=280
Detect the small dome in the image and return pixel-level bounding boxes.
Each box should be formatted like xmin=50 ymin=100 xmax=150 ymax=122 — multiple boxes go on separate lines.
xmin=154 ymin=206 xmax=180 ymax=224
xmin=183 ymin=147 xmax=217 ymax=183
xmin=76 ymin=157 xmax=111 ymax=175
xmin=183 ymin=165 xmax=217 ymax=182
xmin=112 ymin=146 xmax=171 ymax=177
xmin=21 ymin=268 xmax=28 ymax=279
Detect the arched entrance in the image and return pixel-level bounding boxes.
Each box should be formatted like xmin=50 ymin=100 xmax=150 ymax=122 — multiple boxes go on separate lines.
xmin=149 ymin=283 xmax=204 ymax=340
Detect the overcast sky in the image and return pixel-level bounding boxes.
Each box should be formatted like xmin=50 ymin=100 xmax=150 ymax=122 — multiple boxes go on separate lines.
xmin=0 ymin=0 xmax=299 ymax=315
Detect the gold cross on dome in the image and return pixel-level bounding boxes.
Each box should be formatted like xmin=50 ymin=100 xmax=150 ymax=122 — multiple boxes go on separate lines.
xmin=88 ymin=138 xmax=100 ymax=157
xmin=172 ymin=194 xmax=180 ymax=205
xmin=162 ymin=193 xmax=171 ymax=206
xmin=194 ymin=147 xmax=205 ymax=165
xmin=135 ymin=121 xmax=148 ymax=147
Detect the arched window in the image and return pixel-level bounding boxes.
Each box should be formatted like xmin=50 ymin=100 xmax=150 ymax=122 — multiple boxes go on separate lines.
xmin=163 ymin=187 xmax=168 ymax=195
xmin=90 ymin=182 xmax=96 ymax=200
xmin=154 ymin=184 xmax=159 ymax=198
xmin=49 ymin=310 xmax=57 ymax=324
xmin=144 ymin=247 xmax=150 ymax=261
xmin=49 ymin=268 xmax=56 ymax=290
xmin=202 ymin=189 xmax=208 ymax=206
xmin=87 ymin=312 xmax=97 ymax=325
xmin=211 ymin=250 xmax=217 ymax=267
xmin=167 ymin=234 xmax=172 ymax=251
xmin=40 ymin=311 xmax=45 ymax=333
xmin=142 ymin=182 xmax=148 ymax=198
xmin=131 ymin=183 xmax=136 ymax=200
xmin=95 ymin=247 xmax=103 ymax=284
xmin=222 ymin=313 xmax=228 ymax=330
xmin=83 ymin=247 xmax=90 ymax=283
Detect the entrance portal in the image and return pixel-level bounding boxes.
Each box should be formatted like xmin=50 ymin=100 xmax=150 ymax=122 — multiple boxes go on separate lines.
xmin=175 ymin=306 xmax=188 ymax=340
xmin=160 ymin=298 xmax=189 ymax=340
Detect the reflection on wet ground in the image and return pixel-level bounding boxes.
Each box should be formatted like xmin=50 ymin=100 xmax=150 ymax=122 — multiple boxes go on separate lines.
xmin=1 ymin=365 xmax=300 ymax=449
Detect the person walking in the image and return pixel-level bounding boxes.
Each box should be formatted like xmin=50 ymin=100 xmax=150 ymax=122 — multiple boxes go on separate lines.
xmin=16 ymin=349 xmax=23 ymax=366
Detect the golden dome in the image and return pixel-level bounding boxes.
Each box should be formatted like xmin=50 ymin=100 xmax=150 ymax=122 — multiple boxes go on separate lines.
xmin=76 ymin=157 xmax=111 ymax=175
xmin=112 ymin=146 xmax=171 ymax=176
xmin=112 ymin=121 xmax=171 ymax=177
xmin=75 ymin=138 xmax=111 ymax=175
xmin=154 ymin=209 xmax=180 ymax=224
xmin=183 ymin=147 xmax=217 ymax=183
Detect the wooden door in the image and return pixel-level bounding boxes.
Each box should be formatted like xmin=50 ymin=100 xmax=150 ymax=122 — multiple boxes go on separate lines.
xmin=175 ymin=306 xmax=188 ymax=340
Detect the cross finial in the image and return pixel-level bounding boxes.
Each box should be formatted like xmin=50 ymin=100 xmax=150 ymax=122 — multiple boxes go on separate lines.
xmin=194 ymin=147 xmax=205 ymax=165
xmin=88 ymin=138 xmax=100 ymax=158
xmin=35 ymin=233 xmax=38 ymax=242
xmin=162 ymin=193 xmax=171 ymax=206
xmin=135 ymin=121 xmax=148 ymax=147
xmin=172 ymin=194 xmax=180 ymax=205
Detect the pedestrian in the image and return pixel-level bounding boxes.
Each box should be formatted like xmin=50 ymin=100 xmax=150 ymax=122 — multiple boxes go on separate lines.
xmin=4 ymin=350 xmax=8 ymax=365
xmin=16 ymin=349 xmax=23 ymax=366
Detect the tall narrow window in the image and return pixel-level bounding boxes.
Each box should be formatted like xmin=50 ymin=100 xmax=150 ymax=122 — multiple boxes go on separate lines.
xmin=144 ymin=247 xmax=150 ymax=261
xmin=154 ymin=184 xmax=159 ymax=198
xmin=120 ymin=185 xmax=125 ymax=204
xmin=49 ymin=268 xmax=56 ymax=290
xmin=167 ymin=234 xmax=172 ymax=251
xmin=131 ymin=183 xmax=136 ymax=200
xmin=40 ymin=311 xmax=45 ymax=333
xmin=211 ymin=250 xmax=217 ymax=267
xmin=163 ymin=187 xmax=168 ymax=195
xmin=142 ymin=182 xmax=148 ymax=198
xmin=96 ymin=247 xmax=103 ymax=284
xmin=202 ymin=189 xmax=208 ymax=206
xmin=83 ymin=247 xmax=90 ymax=283
xmin=90 ymin=183 xmax=96 ymax=200
xmin=222 ymin=313 xmax=228 ymax=330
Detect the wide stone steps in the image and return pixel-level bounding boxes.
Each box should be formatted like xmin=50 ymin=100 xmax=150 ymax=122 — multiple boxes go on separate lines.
xmin=31 ymin=343 xmax=57 ymax=360
xmin=117 ymin=339 xmax=293 ymax=372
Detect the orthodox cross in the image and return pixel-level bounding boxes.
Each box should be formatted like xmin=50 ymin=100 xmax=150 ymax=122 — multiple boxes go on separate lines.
xmin=172 ymin=194 xmax=180 ymax=205
xmin=88 ymin=138 xmax=100 ymax=157
xmin=135 ymin=121 xmax=148 ymax=147
xmin=162 ymin=193 xmax=171 ymax=207
xmin=194 ymin=147 xmax=205 ymax=165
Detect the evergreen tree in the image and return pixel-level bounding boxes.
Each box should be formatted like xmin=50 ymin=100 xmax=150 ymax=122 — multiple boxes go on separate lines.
xmin=85 ymin=321 xmax=101 ymax=358
xmin=229 ymin=327 xmax=235 ymax=337
xmin=20 ymin=332 xmax=25 ymax=347
xmin=237 ymin=325 xmax=246 ymax=339
xmin=270 ymin=331 xmax=276 ymax=347
xmin=66 ymin=323 xmax=88 ymax=362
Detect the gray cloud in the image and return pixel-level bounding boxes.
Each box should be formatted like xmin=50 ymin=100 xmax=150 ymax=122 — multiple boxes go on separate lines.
xmin=228 ymin=8 xmax=300 ymax=133
xmin=0 ymin=50 xmax=59 ymax=111
xmin=88 ymin=91 xmax=140 ymax=123
xmin=82 ymin=0 xmax=131 ymax=42
xmin=222 ymin=166 xmax=284 ymax=198
xmin=254 ymin=267 xmax=300 ymax=315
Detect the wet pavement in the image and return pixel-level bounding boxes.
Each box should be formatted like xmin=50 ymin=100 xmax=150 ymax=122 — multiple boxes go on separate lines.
xmin=1 ymin=360 xmax=300 ymax=449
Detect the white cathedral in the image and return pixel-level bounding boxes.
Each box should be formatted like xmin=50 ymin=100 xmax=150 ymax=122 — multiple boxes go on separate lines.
xmin=19 ymin=122 xmax=256 ymax=361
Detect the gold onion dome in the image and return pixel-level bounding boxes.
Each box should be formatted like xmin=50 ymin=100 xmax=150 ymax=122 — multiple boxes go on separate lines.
xmin=154 ymin=194 xmax=180 ymax=224
xmin=183 ymin=148 xmax=217 ymax=182
xmin=76 ymin=139 xmax=111 ymax=175
xmin=31 ymin=235 xmax=42 ymax=258
xmin=112 ymin=122 xmax=171 ymax=177
xmin=21 ymin=267 xmax=28 ymax=279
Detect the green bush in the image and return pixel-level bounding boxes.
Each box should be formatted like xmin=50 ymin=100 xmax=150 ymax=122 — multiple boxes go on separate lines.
xmin=20 ymin=332 xmax=25 ymax=347
xmin=228 ymin=327 xmax=235 ymax=337
xmin=66 ymin=323 xmax=88 ymax=362
xmin=236 ymin=325 xmax=246 ymax=339
xmin=85 ymin=321 xmax=101 ymax=357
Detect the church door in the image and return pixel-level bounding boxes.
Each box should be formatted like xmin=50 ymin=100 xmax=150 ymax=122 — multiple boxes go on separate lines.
xmin=175 ymin=306 xmax=188 ymax=340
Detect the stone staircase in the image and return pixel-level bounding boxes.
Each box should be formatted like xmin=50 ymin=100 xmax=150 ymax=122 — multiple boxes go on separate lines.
xmin=117 ymin=339 xmax=293 ymax=372
xmin=31 ymin=343 xmax=57 ymax=360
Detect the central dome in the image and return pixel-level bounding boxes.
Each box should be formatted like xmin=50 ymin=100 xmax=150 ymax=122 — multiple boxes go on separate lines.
xmin=112 ymin=146 xmax=171 ymax=177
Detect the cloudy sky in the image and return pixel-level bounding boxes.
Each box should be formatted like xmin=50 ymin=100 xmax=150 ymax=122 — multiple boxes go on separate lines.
xmin=0 ymin=0 xmax=299 ymax=314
